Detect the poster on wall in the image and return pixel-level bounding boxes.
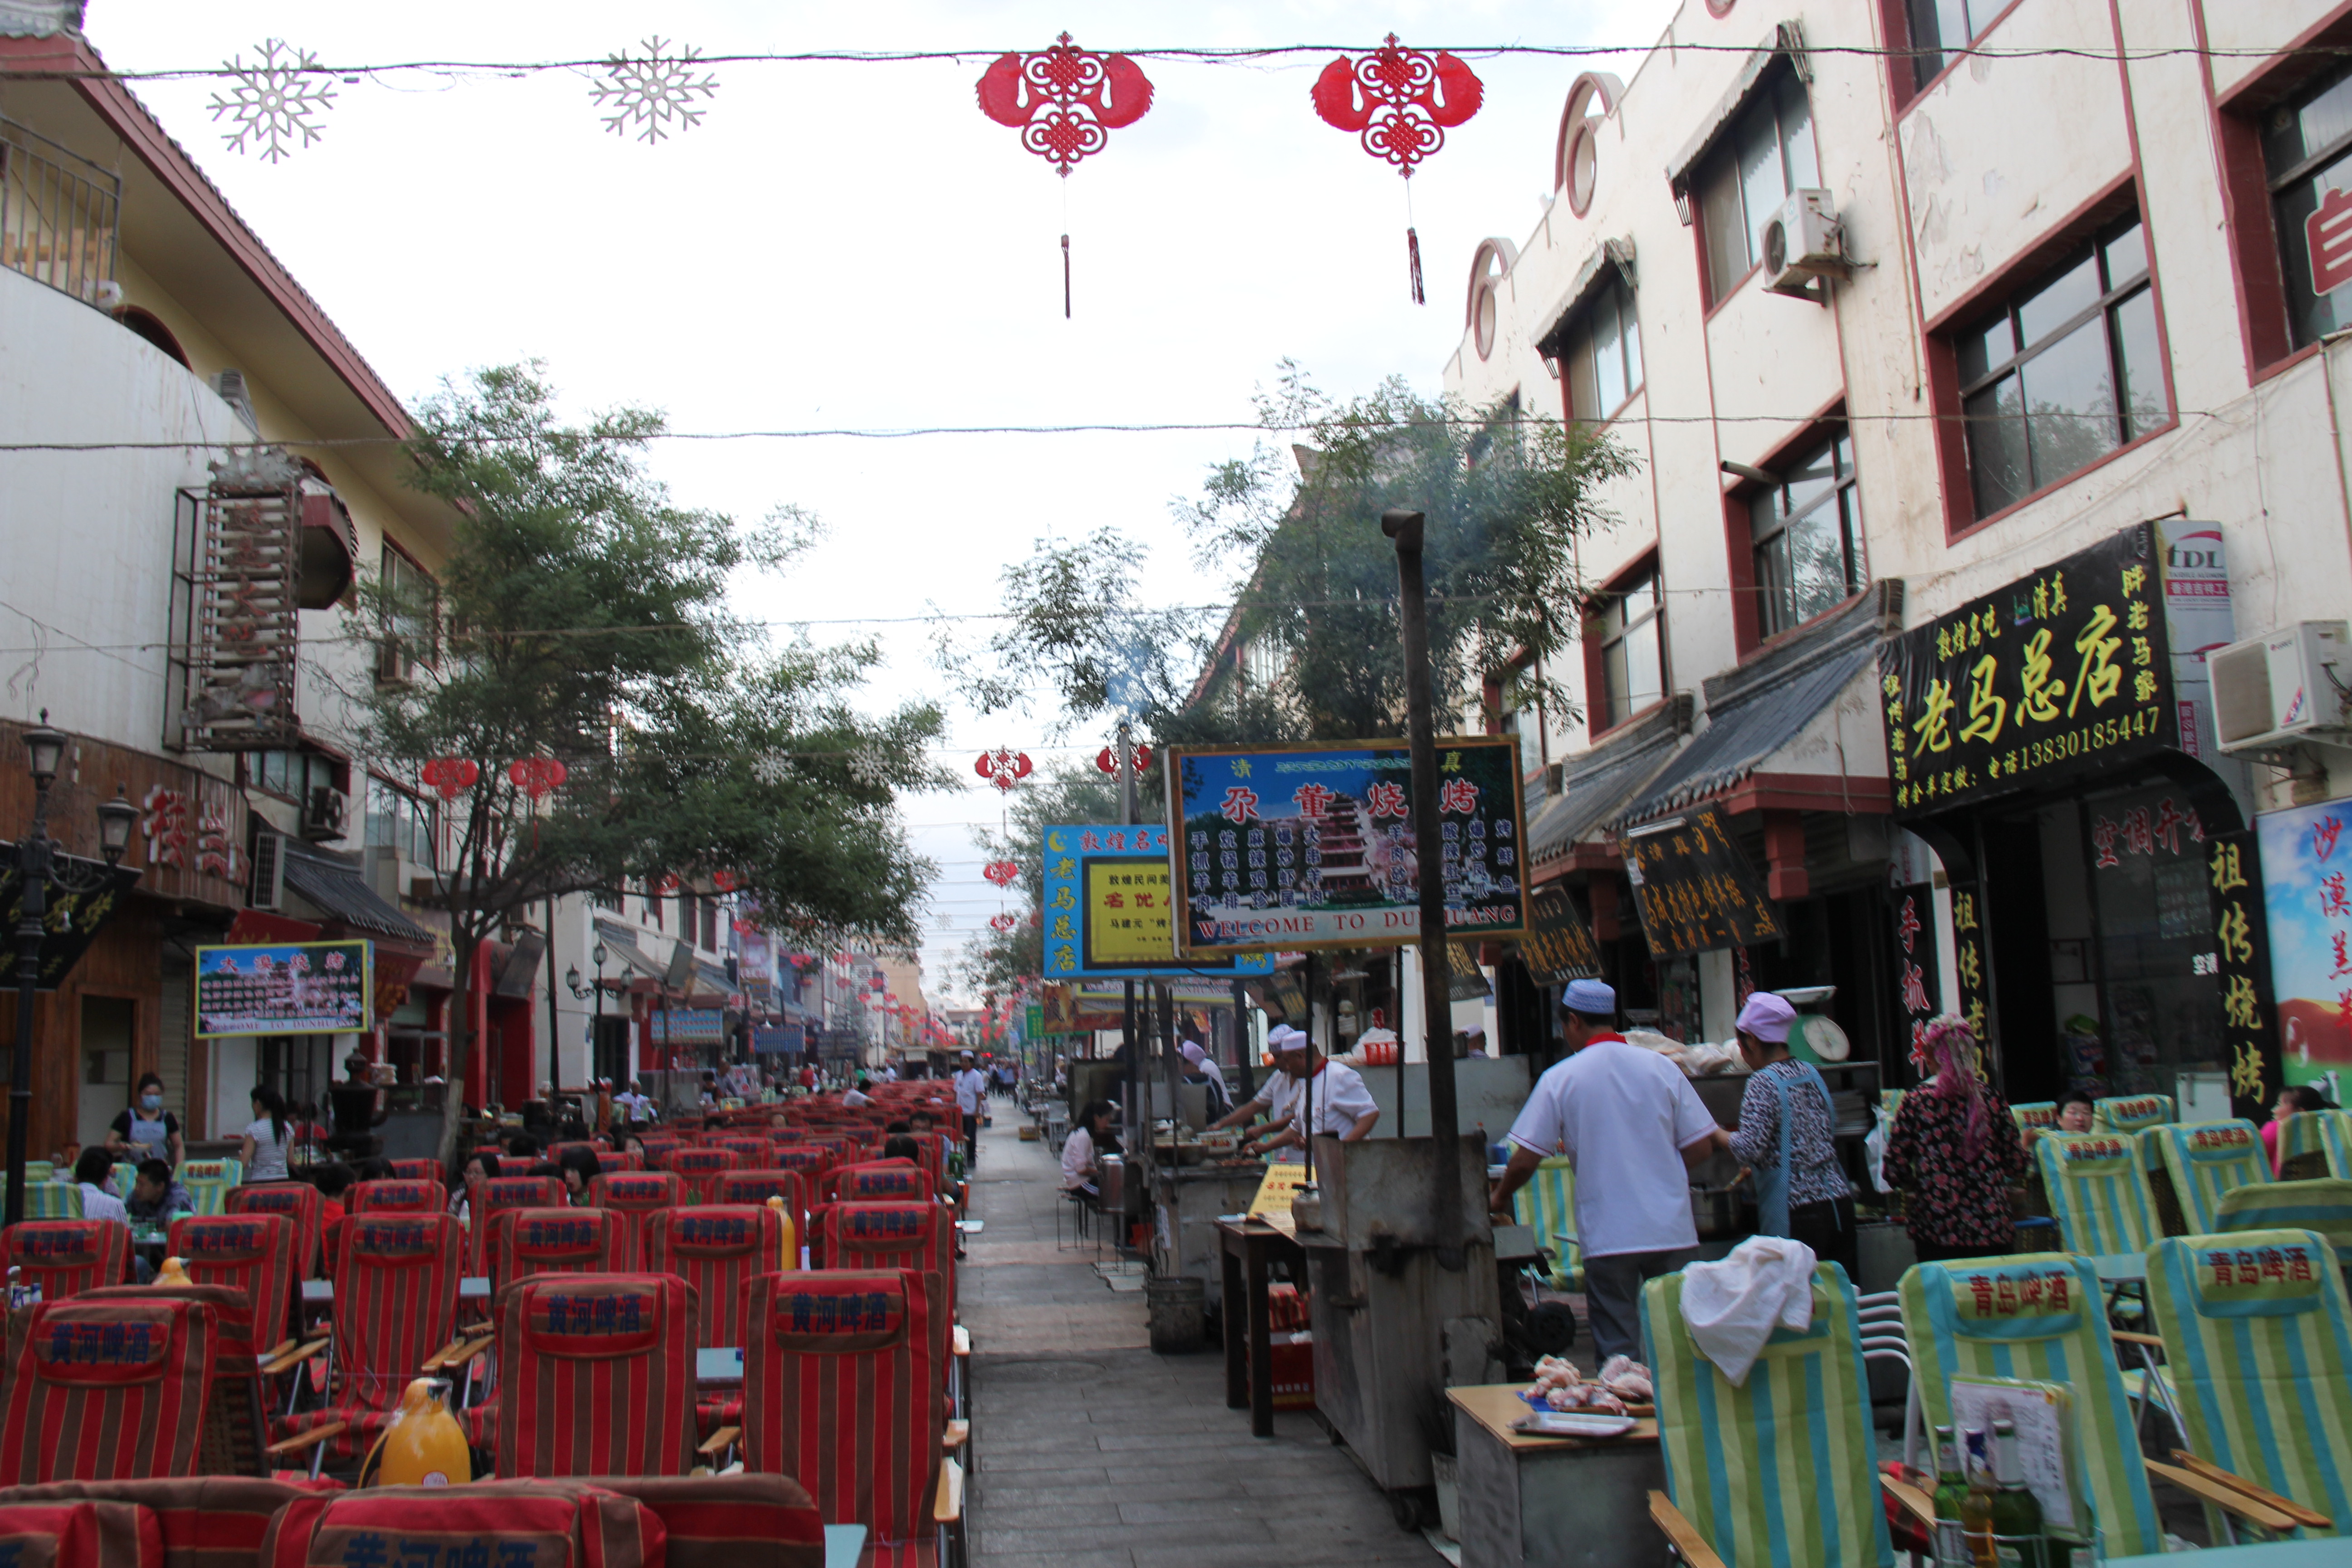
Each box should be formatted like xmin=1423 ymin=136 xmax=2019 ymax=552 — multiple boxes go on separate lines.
xmin=2255 ymin=797 xmax=2352 ymax=1091
xmin=194 ymin=940 xmax=373 ymax=1037
xmin=1617 ymin=804 xmax=1785 ymax=959
xmin=2206 ymin=829 xmax=2281 ymax=1120
xmin=1165 ymin=738 xmax=1531 ymax=954
xmin=1040 ymin=823 xmax=1275 ymax=978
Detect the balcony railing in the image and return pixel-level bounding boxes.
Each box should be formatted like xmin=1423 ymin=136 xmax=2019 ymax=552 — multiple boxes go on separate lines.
xmin=1 ymin=115 xmax=118 ymax=307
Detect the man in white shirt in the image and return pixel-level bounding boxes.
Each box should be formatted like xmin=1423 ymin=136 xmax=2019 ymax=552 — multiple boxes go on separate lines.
xmin=1487 ymin=978 xmax=1731 ymax=1364
xmin=613 ymin=1081 xmax=654 ymax=1125
xmin=1209 ymin=1027 xmax=1380 ymax=1155
xmin=952 ymin=1053 xmax=989 ymax=1166
xmin=70 ymin=1146 xmax=129 ymax=1227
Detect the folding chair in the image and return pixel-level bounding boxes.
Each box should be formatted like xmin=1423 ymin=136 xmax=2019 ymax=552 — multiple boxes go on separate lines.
xmin=2009 ymin=1101 xmax=2059 ymax=1134
xmin=1641 ymin=1263 xmax=1896 ymax=1568
xmin=713 ymin=1171 xmax=810 ymax=1245
xmin=827 ymin=1160 xmax=932 ymax=1205
xmin=2092 ymin=1094 xmax=2175 ymax=1135
xmin=0 ymin=1220 xmax=129 ymax=1303
xmin=386 ymin=1159 xmax=442 ymax=1184
xmin=577 ymin=1474 xmax=826 ymax=1568
xmin=2036 ymin=1132 xmax=2162 ymax=1259
xmin=347 ymin=1179 xmax=443 ymax=1216
xmin=487 ymin=1207 xmax=628 ymax=1291
xmin=732 ymin=1269 xmax=960 ymax=1568
xmin=644 ymin=1205 xmax=794 ymax=1346
xmin=5 ymin=1183 xmax=83 ymax=1220
xmin=255 ymin=1479 xmax=666 ymax=1568
xmin=821 ymin=1200 xmax=962 ymax=1416
xmin=80 ymin=1282 xmax=270 ymax=1478
xmin=269 ymin=1212 xmax=464 ymax=1472
xmin=2145 ymin=1229 xmax=2350 ymax=1542
xmin=0 ymin=1494 xmax=158 ymax=1566
xmin=0 ymin=1475 xmax=316 ymax=1568
xmin=588 ymin=1170 xmax=685 ymax=1268
xmin=489 ymin=1273 xmax=699 ymax=1478
xmin=176 ymin=1160 xmax=241 ymax=1221
xmin=1509 ymin=1154 xmax=1583 ymax=1293
xmin=223 ymin=1184 xmax=323 ymax=1280
xmin=162 ymin=1210 xmax=309 ymax=1435
xmin=466 ymin=1174 xmax=567 ymax=1271
xmin=2150 ymin=1120 xmax=2271 ymax=1236
xmin=715 ymin=1137 xmax=771 ymax=1167
xmin=0 ymin=1296 xmax=216 ymax=1482
xmin=2215 ymin=1178 xmax=2352 ymax=1267
xmin=665 ymin=1148 xmax=744 ymax=1205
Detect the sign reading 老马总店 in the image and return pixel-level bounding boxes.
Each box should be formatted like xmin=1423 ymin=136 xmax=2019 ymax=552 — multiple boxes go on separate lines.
xmin=1165 ymin=739 xmax=1531 ymax=955
xmin=194 ymin=940 xmax=372 ymax=1036
xmin=1518 ymin=882 xmax=1602 ymax=985
xmin=1881 ymin=523 xmax=2172 ymax=817
xmin=1617 ymin=804 xmax=1785 ymax=959
xmin=1040 ymin=823 xmax=1274 ymax=978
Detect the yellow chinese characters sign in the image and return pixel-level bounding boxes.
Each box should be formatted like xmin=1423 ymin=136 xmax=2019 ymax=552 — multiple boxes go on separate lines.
xmin=1086 ymin=858 xmax=1177 ymax=967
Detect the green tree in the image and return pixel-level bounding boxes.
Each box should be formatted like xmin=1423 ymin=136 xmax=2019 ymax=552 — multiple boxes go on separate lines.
xmin=344 ymin=365 xmax=943 ymax=1161
xmin=954 ymin=760 xmax=1123 ymax=998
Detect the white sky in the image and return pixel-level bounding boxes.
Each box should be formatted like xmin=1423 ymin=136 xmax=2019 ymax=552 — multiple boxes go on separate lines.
xmin=94 ymin=0 xmax=1670 ymax=1001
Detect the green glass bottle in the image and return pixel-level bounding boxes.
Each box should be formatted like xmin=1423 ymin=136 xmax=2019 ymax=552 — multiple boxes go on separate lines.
xmin=1989 ymin=1419 xmax=2046 ymax=1567
xmin=1932 ymin=1426 xmax=1971 ymax=1568
xmin=1961 ymin=1427 xmax=1999 ymax=1568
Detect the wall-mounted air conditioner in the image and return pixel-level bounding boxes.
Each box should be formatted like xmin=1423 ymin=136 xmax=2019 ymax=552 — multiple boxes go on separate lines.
xmin=1763 ymin=190 xmax=1847 ymax=300
xmin=303 ymin=786 xmax=348 ymax=843
xmin=2212 ymin=620 xmax=2352 ymax=761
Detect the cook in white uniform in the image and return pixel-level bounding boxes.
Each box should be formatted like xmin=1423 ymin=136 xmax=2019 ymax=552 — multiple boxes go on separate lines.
xmin=1207 ymin=1026 xmax=1380 ymax=1156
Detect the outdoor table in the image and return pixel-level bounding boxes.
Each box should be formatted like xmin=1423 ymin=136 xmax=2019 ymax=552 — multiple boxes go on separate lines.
xmin=2092 ymin=1253 xmax=2148 ymax=1283
xmin=822 ymin=1525 xmax=864 ymax=1568
xmin=696 ymin=1346 xmax=745 ymax=1385
xmin=302 ymin=1276 xmax=490 ymax=1305
xmin=1215 ymin=1216 xmax=1304 ymax=1439
xmin=1446 ymin=1384 xmax=1666 ymax=1568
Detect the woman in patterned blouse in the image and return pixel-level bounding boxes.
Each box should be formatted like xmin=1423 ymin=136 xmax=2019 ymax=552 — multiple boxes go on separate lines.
xmin=1883 ymin=1014 xmax=2028 ymax=1262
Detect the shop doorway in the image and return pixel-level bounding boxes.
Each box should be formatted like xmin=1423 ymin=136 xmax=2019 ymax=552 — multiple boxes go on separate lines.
xmin=77 ymin=995 xmax=135 ymax=1152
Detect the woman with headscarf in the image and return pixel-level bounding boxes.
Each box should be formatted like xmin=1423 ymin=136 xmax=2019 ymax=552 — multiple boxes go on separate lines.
xmin=1882 ymin=1014 xmax=2028 ymax=1262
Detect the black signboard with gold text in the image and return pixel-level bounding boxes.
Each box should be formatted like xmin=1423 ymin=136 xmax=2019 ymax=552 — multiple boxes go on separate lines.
xmin=2206 ymin=831 xmax=2281 ymax=1123
xmin=1881 ymin=524 xmax=2171 ymax=817
xmin=0 ymin=848 xmax=142 ymax=991
xmin=1519 ymin=882 xmax=1603 ymax=984
xmin=1618 ymin=804 xmax=1786 ymax=959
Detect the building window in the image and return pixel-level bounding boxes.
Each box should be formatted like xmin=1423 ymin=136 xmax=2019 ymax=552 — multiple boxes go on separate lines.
xmin=1695 ymin=73 xmax=1820 ymax=304
xmin=380 ymin=543 xmax=438 ymax=675
xmin=700 ymin=898 xmax=719 ymax=952
xmin=1591 ymin=569 xmax=1665 ymax=733
xmin=1955 ymin=213 xmax=2166 ymax=520
xmin=1558 ymin=279 xmax=1643 ymax=425
xmin=2264 ymin=65 xmax=2352 ymax=351
xmin=248 ymin=750 xmax=342 ymax=803
xmin=1905 ymin=0 xmax=2001 ymax=92
xmin=364 ymin=776 xmax=437 ymax=868
xmin=1750 ymin=428 xmax=1865 ymax=637
xmin=645 ymin=886 xmax=662 ymax=931
xmin=592 ymin=888 xmax=622 ymax=913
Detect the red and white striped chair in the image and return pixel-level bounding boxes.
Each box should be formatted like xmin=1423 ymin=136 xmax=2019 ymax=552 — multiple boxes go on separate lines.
xmin=488 ymin=1273 xmax=700 ymax=1477
xmin=0 ymin=1221 xmax=129 ymax=1304
xmin=0 ymin=1295 xmax=216 ymax=1482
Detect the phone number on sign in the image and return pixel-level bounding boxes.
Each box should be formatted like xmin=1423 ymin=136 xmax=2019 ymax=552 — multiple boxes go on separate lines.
xmin=1898 ymin=703 xmax=2164 ymax=809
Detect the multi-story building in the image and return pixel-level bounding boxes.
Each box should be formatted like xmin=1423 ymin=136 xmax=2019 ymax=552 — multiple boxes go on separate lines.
xmin=1444 ymin=0 xmax=2352 ymax=1113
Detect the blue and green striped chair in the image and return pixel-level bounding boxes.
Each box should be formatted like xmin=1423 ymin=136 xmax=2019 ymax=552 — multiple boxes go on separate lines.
xmin=2273 ymin=1110 xmax=2352 ymax=1182
xmin=0 ymin=1181 xmax=85 ymax=1219
xmin=2092 ymin=1094 xmax=2175 ymax=1137
xmin=2147 ymin=1230 xmax=2351 ymax=1541
xmin=1511 ymin=1155 xmax=1583 ymax=1292
xmin=2011 ymin=1101 xmax=2060 ymax=1134
xmin=177 ymin=1156 xmax=240 ymax=1217
xmin=2217 ymin=1179 xmax=2352 ymax=1269
xmin=2151 ymin=1121 xmax=2270 ymax=1236
xmin=2037 ymin=1132 xmax=2161 ymax=1259
xmin=1899 ymin=1253 xmax=2165 ymax=1559
xmin=1642 ymin=1263 xmax=1893 ymax=1568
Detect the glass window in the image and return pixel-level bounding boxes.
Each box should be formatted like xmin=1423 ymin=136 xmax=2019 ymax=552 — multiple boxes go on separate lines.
xmin=1592 ymin=570 xmax=1665 ymax=732
xmin=1558 ymin=277 xmax=1644 ymax=425
xmin=250 ymin=750 xmax=340 ymax=802
xmin=364 ymin=776 xmax=436 ymax=867
xmin=1955 ymin=214 xmax=2169 ymax=520
xmin=1693 ymin=71 xmax=1821 ymax=302
xmin=1750 ymin=428 xmax=1866 ymax=637
xmin=380 ymin=543 xmax=438 ymax=670
xmin=2263 ymin=65 xmax=2352 ymax=350
xmin=1906 ymin=0 xmax=2001 ymax=92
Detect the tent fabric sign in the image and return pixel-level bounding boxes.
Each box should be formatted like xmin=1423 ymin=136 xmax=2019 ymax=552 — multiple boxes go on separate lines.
xmin=1617 ymin=804 xmax=1785 ymax=959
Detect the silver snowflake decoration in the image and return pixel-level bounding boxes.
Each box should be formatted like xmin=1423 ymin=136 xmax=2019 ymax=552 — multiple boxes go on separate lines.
xmin=209 ymin=39 xmax=337 ymax=163
xmin=591 ymin=37 xmax=719 ymax=143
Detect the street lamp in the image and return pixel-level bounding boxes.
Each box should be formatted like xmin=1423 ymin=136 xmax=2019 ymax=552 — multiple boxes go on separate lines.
xmin=10 ymin=711 xmax=137 ymax=1228
xmin=564 ymin=943 xmax=609 ymax=1075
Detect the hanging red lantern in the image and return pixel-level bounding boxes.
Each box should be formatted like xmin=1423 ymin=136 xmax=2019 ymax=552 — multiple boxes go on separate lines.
xmin=652 ymin=872 xmax=682 ymax=896
xmin=975 ymin=33 xmax=1154 ymax=317
xmin=507 ymin=756 xmax=568 ymax=802
xmin=1094 ymin=743 xmax=1152 ymax=775
xmin=1311 ymin=34 xmax=1484 ymax=304
xmin=989 ymin=912 xmax=1019 ymax=933
xmin=711 ymin=869 xmax=740 ymax=893
xmin=982 ymin=859 xmax=1021 ymax=888
xmin=420 ymin=757 xmax=479 ymax=801
xmin=974 ymin=749 xmax=1034 ymax=794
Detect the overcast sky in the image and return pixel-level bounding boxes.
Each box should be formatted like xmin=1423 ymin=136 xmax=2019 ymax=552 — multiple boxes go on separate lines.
xmin=97 ymin=0 xmax=1669 ymax=1000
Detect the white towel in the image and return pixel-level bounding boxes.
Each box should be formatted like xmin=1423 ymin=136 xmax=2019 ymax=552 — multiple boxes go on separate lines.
xmin=1678 ymin=1235 xmax=1818 ymax=1387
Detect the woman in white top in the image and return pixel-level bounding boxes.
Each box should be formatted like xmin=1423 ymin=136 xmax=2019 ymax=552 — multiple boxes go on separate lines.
xmin=1061 ymin=1100 xmax=1112 ymax=1196
xmin=239 ymin=1086 xmax=292 ymax=1182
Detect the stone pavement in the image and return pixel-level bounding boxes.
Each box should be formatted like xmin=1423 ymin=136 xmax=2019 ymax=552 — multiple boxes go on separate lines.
xmin=962 ymin=1106 xmax=1444 ymax=1568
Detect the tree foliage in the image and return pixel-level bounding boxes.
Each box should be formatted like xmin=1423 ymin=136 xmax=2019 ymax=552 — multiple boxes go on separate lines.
xmin=343 ymin=365 xmax=943 ymax=1157
xmin=953 ymin=760 xmax=1122 ymax=999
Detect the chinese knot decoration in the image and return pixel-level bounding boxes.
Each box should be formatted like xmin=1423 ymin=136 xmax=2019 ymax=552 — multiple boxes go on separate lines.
xmin=1311 ymin=34 xmax=1484 ymax=304
xmin=508 ymin=756 xmax=568 ymax=802
xmin=982 ymin=859 xmax=1021 ymax=888
xmin=1095 ymin=743 xmax=1152 ymax=775
xmin=975 ymin=33 xmax=1154 ymax=318
xmin=989 ymin=912 xmax=1019 ymax=933
xmin=711 ymin=869 xmax=740 ymax=893
xmin=420 ymin=758 xmax=478 ymax=801
xmin=975 ymin=749 xmax=1035 ymax=794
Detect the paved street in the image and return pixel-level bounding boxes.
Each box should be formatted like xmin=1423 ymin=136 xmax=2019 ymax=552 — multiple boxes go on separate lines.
xmin=963 ymin=1109 xmax=1445 ymax=1568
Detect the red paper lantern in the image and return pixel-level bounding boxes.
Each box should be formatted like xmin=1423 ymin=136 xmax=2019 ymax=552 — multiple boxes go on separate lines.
xmin=652 ymin=873 xmax=682 ymax=896
xmin=420 ymin=757 xmax=478 ymax=801
xmin=982 ymin=859 xmax=1021 ymax=888
xmin=975 ymin=749 xmax=1034 ymax=794
xmin=711 ymin=869 xmax=740 ymax=893
xmin=1311 ymin=34 xmax=1484 ymax=303
xmin=1094 ymin=743 xmax=1152 ymax=775
xmin=507 ymin=755 xmax=568 ymax=802
xmin=989 ymin=912 xmax=1019 ymax=933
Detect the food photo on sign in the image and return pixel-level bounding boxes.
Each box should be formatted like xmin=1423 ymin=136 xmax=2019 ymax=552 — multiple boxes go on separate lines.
xmin=194 ymin=939 xmax=373 ymax=1036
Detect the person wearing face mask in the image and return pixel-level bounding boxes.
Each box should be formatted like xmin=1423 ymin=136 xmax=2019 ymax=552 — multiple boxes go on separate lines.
xmin=106 ymin=1073 xmax=184 ymax=1167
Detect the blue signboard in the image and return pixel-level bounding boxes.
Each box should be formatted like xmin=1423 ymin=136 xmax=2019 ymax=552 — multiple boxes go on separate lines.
xmin=195 ymin=940 xmax=373 ymax=1037
xmin=1040 ymin=823 xmax=1276 ymax=979
xmin=752 ymin=1024 xmax=806 ymax=1055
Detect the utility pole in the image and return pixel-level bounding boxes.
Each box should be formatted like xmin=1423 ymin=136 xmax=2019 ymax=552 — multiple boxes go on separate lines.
xmin=1383 ymin=507 xmax=1466 ymax=1260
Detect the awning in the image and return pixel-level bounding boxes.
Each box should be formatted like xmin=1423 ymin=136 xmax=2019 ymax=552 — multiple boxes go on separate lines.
xmin=1609 ymin=583 xmax=1900 ymax=832
xmin=1528 ymin=692 xmax=1695 ymax=867
xmin=1534 ymin=237 xmax=1638 ymax=359
xmin=1664 ymin=21 xmax=1812 ymax=212
xmin=279 ymin=840 xmax=433 ymax=944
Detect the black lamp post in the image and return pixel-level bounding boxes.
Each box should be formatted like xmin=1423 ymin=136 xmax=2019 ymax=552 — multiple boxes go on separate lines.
xmin=9 ymin=711 xmax=138 ymax=1228
xmin=565 ymin=942 xmax=608 ymax=1068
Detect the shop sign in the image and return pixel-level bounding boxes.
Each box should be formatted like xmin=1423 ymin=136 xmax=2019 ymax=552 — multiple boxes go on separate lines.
xmin=2253 ymin=799 xmax=2352 ymax=1090
xmin=1040 ymin=823 xmax=1274 ymax=977
xmin=194 ymin=939 xmax=372 ymax=1036
xmin=1882 ymin=524 xmax=2171 ymax=817
xmin=1519 ymin=882 xmax=1602 ymax=985
xmin=1617 ymin=804 xmax=1786 ymax=959
xmin=1025 ymin=1002 xmax=1045 ymax=1040
xmin=1950 ymin=883 xmax=1991 ymax=1056
xmin=650 ymin=1008 xmax=725 ymax=1046
xmin=1165 ymin=739 xmax=1531 ymax=953
xmin=0 ymin=849 xmax=142 ymax=991
xmin=2154 ymin=520 xmax=2236 ymax=760
xmin=752 ymin=1024 xmax=804 ymax=1055
xmin=1892 ymin=883 xmax=1942 ymax=1068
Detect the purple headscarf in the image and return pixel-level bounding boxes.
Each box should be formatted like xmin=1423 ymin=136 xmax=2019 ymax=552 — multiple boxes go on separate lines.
xmin=1918 ymin=1013 xmax=1990 ymax=1156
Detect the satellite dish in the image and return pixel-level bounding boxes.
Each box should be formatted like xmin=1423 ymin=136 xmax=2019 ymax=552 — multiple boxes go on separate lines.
xmin=1798 ymin=1015 xmax=1851 ymax=1062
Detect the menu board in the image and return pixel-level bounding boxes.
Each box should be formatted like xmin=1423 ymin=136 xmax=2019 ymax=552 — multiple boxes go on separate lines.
xmin=1040 ymin=824 xmax=1274 ymax=978
xmin=1617 ymin=804 xmax=1786 ymax=959
xmin=1166 ymin=738 xmax=1531 ymax=954
xmin=1519 ymin=882 xmax=1602 ymax=984
xmin=1881 ymin=524 xmax=2172 ymax=818
xmin=194 ymin=940 xmax=373 ymax=1037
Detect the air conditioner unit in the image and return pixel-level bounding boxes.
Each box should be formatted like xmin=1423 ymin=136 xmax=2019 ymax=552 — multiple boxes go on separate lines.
xmin=2212 ymin=620 xmax=2352 ymax=760
xmin=302 ymin=785 xmax=348 ymax=842
xmin=249 ymin=832 xmax=286 ymax=911
xmin=1763 ymin=189 xmax=1847 ymax=299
